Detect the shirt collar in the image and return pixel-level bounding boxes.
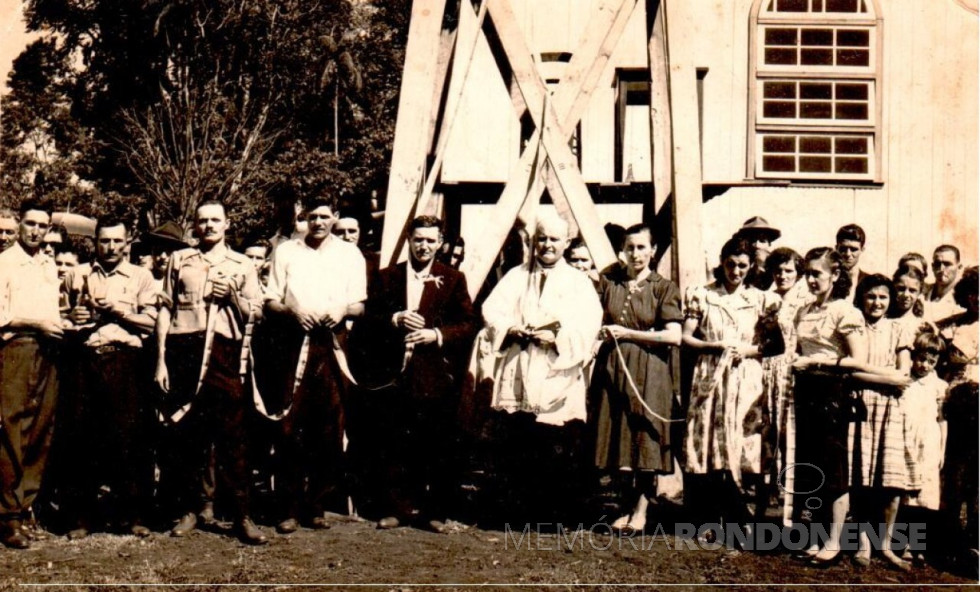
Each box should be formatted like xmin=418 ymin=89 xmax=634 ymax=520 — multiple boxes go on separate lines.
xmin=91 ymin=260 xmax=133 ymax=278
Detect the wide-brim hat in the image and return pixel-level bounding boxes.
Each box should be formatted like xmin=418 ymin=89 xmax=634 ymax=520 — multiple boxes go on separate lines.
xmin=734 ymin=216 xmax=781 ymax=242
xmin=143 ymin=221 xmax=189 ymax=249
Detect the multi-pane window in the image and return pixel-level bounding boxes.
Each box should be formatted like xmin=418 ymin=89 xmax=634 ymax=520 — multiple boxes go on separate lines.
xmin=750 ymin=0 xmax=881 ymax=181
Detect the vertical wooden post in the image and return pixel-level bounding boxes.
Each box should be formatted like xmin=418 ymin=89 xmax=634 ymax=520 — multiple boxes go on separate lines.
xmin=380 ymin=0 xmax=450 ymax=266
xmin=664 ymin=0 xmax=705 ymax=290
xmin=647 ymin=0 xmax=674 ymax=279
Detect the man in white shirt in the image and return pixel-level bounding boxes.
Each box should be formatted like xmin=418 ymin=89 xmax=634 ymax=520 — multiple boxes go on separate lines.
xmin=263 ymin=196 xmax=366 ymax=533
xmin=0 ymin=201 xmax=63 ymax=549
xmin=925 ymin=244 xmax=965 ymax=322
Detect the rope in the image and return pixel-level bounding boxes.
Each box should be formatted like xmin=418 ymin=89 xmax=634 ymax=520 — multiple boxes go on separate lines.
xmin=610 ymin=333 xmax=683 ymax=424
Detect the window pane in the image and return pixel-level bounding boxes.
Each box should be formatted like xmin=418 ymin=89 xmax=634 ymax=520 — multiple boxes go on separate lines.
xmin=802 ymin=29 xmax=834 ymax=46
xmin=800 ymin=136 xmax=832 ymax=153
xmin=812 ymin=0 xmax=824 ymax=11
xmin=775 ymin=0 xmax=807 ymax=11
xmin=835 ymin=157 xmax=868 ymax=173
xmin=766 ymin=48 xmax=799 ymax=65
xmin=800 ymin=102 xmax=833 ymax=118
xmin=763 ymin=136 xmax=796 ymax=153
xmin=764 ymin=101 xmax=798 ymax=118
xmin=765 ymin=28 xmax=799 ymax=46
xmin=764 ymin=82 xmax=797 ymax=99
xmin=800 ymin=156 xmax=832 ymax=172
xmin=763 ymin=156 xmax=796 ymax=172
xmin=800 ymin=82 xmax=832 ymax=99
xmin=825 ymin=0 xmax=858 ymax=12
xmin=837 ymin=49 xmax=869 ymax=66
xmin=835 ymin=137 xmax=868 ymax=154
xmin=835 ymin=103 xmax=868 ymax=120
xmin=837 ymin=30 xmax=870 ymax=47
xmin=836 ymin=83 xmax=868 ymax=100
xmin=801 ymin=49 xmax=833 ymax=65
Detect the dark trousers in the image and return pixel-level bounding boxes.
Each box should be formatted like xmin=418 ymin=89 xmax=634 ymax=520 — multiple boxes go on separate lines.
xmin=157 ymin=333 xmax=250 ymax=522
xmin=276 ymin=329 xmax=346 ymax=521
xmin=0 ymin=337 xmax=59 ymax=522
xmin=378 ymin=394 xmax=456 ymax=521
xmin=61 ymin=345 xmax=153 ymax=527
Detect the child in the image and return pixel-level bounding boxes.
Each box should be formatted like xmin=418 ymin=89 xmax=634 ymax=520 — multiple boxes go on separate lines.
xmin=901 ymin=330 xmax=948 ymax=562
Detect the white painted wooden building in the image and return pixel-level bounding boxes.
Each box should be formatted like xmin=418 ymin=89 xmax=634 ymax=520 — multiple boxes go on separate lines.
xmin=381 ymin=0 xmax=979 ymax=293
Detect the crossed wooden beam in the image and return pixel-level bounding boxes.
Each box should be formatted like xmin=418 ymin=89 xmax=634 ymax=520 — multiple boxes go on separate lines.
xmin=455 ymin=0 xmax=640 ymax=299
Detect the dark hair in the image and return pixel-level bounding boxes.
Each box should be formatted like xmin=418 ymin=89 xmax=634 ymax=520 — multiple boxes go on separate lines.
xmin=604 ymin=223 xmax=626 ymax=253
xmin=95 ymin=216 xmax=129 ymax=237
xmin=898 ymin=252 xmax=928 ymax=273
xmin=933 ymin=244 xmax=961 ymax=263
xmin=835 ymin=224 xmax=866 ymax=247
xmin=53 ymin=235 xmax=77 ymax=256
xmin=19 ymin=199 xmax=51 ymax=218
xmin=624 ymin=223 xmax=653 ymax=242
xmin=912 ymin=328 xmax=946 ymax=357
xmin=245 ymin=238 xmax=271 ymax=252
xmin=804 ymin=247 xmax=851 ymax=301
xmin=303 ymin=195 xmax=337 ymax=214
xmin=890 ymin=264 xmax=926 ymax=318
xmin=854 ymin=273 xmax=895 ymax=313
xmin=953 ymin=265 xmax=978 ymax=309
xmin=409 ymin=215 xmax=443 ymax=236
xmin=765 ymin=247 xmax=803 ymax=277
xmin=712 ymin=237 xmax=754 ymax=284
xmin=567 ymin=236 xmax=587 ymax=252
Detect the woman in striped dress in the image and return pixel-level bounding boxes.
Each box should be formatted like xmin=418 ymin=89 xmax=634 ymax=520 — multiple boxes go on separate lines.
xmin=849 ymin=274 xmax=914 ymax=570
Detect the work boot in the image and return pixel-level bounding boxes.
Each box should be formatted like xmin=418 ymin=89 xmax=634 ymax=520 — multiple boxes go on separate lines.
xmin=236 ymin=518 xmax=268 ymax=545
xmin=1 ymin=521 xmax=30 ymax=549
xmin=171 ymin=512 xmax=198 ymax=537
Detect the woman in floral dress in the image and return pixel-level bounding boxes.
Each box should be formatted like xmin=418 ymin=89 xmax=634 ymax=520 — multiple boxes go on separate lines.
xmin=762 ymin=247 xmax=809 ymax=526
xmin=683 ymin=237 xmax=780 ymax=530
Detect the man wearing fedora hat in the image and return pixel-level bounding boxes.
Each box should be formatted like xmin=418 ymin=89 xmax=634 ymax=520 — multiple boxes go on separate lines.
xmin=734 ymin=216 xmax=781 ymax=290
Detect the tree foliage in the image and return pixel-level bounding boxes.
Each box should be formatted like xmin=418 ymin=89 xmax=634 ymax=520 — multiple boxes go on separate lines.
xmin=1 ymin=0 xmax=411 ymax=244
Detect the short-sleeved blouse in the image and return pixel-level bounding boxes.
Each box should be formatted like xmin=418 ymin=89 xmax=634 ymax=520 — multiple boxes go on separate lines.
xmin=794 ymin=298 xmax=865 ymax=359
xmin=683 ymin=282 xmax=780 ymax=344
xmin=599 ymin=267 xmax=683 ymax=333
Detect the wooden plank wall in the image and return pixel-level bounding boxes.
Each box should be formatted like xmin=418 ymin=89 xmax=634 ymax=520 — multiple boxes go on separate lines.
xmin=442 ymin=0 xmax=651 ymax=184
xmin=668 ymin=0 xmax=978 ymax=279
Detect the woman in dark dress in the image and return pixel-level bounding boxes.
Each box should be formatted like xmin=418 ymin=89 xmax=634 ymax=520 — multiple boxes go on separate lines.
xmin=590 ymin=224 xmax=683 ymax=536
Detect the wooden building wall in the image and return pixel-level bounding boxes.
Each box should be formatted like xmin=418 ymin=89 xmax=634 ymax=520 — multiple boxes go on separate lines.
xmin=419 ymin=0 xmax=977 ymax=283
xmin=669 ymin=0 xmax=978 ymax=276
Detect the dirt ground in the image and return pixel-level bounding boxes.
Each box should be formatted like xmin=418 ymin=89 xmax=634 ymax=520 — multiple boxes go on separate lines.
xmin=0 ymin=512 xmax=974 ymax=591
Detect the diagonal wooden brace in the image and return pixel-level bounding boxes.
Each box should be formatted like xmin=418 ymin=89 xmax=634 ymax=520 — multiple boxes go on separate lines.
xmin=460 ymin=0 xmax=638 ymax=298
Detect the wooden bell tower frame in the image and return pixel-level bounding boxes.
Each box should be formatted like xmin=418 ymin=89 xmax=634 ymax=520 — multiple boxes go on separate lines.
xmin=380 ymin=0 xmax=706 ymax=298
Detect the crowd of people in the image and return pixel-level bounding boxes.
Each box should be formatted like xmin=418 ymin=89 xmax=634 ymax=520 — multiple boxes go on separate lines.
xmin=0 ymin=198 xmax=976 ymax=576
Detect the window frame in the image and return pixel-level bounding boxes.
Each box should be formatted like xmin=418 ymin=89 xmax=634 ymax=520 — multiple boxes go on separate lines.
xmin=748 ymin=0 xmax=884 ymax=183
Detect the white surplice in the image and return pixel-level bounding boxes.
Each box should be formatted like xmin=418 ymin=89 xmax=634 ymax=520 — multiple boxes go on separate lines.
xmin=481 ymin=259 xmax=602 ymax=425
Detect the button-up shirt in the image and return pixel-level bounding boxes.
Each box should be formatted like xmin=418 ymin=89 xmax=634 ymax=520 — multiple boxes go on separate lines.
xmin=159 ymin=245 xmax=261 ymax=340
xmin=406 ymin=260 xmax=436 ymax=312
xmin=266 ymin=236 xmax=367 ymax=316
xmin=63 ymin=260 xmax=157 ymax=348
xmin=0 ymin=242 xmax=61 ymax=341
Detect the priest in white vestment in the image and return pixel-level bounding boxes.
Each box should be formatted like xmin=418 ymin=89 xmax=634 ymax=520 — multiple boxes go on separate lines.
xmin=482 ymin=215 xmax=602 ymax=426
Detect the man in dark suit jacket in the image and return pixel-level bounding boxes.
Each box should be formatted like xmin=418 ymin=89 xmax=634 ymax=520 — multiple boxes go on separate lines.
xmin=365 ymin=215 xmax=477 ymax=533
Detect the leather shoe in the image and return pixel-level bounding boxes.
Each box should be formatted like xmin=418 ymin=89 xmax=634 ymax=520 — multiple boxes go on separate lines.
xmin=199 ymin=502 xmax=216 ymax=526
xmin=277 ymin=518 xmax=299 ymax=534
xmin=171 ymin=513 xmax=197 ymax=537
xmin=308 ymin=516 xmax=331 ymax=530
xmin=377 ymin=516 xmax=400 ymax=530
xmin=21 ymin=519 xmax=49 ymax=541
xmin=236 ymin=518 xmax=268 ymax=545
xmin=130 ymin=524 xmax=151 ymax=538
xmin=1 ymin=522 xmax=30 ymax=549
xmin=425 ymin=519 xmax=448 ymax=534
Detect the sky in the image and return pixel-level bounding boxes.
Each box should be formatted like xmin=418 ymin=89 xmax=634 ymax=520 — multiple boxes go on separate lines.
xmin=0 ymin=1 xmax=39 ymax=94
